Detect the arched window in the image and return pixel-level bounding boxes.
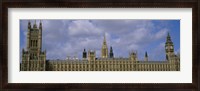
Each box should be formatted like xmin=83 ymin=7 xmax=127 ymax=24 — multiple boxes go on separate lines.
xmin=35 ymin=40 xmax=37 ymax=47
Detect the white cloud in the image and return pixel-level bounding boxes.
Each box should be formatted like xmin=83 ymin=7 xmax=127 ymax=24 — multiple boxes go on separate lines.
xmin=68 ymin=20 xmax=103 ymax=37
xmin=154 ymin=28 xmax=169 ymax=39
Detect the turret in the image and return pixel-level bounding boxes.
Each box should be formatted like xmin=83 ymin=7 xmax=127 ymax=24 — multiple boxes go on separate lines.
xmin=88 ymin=50 xmax=96 ymax=61
xmin=130 ymin=51 xmax=137 ymax=61
xmin=28 ymin=20 xmax=31 ymax=29
xmin=83 ymin=48 xmax=87 ymax=59
xmin=144 ymin=51 xmax=148 ymax=61
xmin=109 ymin=46 xmax=114 ymax=58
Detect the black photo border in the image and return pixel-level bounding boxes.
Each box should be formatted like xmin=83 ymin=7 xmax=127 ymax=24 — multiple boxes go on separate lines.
xmin=1 ymin=0 xmax=199 ymax=91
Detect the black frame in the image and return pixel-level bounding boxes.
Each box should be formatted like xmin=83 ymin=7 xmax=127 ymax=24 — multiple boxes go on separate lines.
xmin=1 ymin=0 xmax=199 ymax=91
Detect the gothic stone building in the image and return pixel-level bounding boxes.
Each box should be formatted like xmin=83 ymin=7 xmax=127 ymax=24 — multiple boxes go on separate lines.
xmin=21 ymin=21 xmax=180 ymax=71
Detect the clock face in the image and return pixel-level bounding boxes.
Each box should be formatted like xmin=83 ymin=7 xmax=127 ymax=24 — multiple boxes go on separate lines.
xmin=166 ymin=46 xmax=173 ymax=49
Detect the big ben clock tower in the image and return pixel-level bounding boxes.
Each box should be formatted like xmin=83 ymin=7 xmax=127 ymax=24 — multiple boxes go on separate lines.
xmin=165 ymin=32 xmax=174 ymax=61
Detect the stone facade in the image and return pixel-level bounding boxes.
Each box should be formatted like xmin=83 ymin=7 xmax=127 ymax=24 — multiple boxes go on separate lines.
xmin=21 ymin=20 xmax=46 ymax=71
xmin=21 ymin=21 xmax=180 ymax=71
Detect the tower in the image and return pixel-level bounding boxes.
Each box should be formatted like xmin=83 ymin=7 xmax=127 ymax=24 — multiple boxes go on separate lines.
xmin=101 ymin=33 xmax=108 ymax=58
xmin=21 ymin=20 xmax=46 ymax=71
xmin=165 ymin=32 xmax=174 ymax=61
xmin=88 ymin=50 xmax=96 ymax=61
xmin=82 ymin=48 xmax=87 ymax=59
xmin=144 ymin=51 xmax=148 ymax=61
xmin=130 ymin=51 xmax=137 ymax=61
xmin=109 ymin=46 xmax=114 ymax=58
xmin=28 ymin=20 xmax=42 ymax=60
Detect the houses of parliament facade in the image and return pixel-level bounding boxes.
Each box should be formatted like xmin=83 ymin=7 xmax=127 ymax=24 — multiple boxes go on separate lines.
xmin=21 ymin=21 xmax=180 ymax=71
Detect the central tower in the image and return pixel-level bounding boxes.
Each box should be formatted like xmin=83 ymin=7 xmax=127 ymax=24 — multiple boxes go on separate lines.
xmin=101 ymin=33 xmax=108 ymax=58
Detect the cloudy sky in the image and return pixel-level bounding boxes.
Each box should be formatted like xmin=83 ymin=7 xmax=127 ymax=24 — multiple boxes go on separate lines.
xmin=20 ymin=20 xmax=180 ymax=61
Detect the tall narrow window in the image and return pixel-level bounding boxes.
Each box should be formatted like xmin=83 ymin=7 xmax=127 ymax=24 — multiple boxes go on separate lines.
xmin=32 ymin=40 xmax=34 ymax=47
xmin=33 ymin=40 xmax=35 ymax=47
xmin=33 ymin=40 xmax=34 ymax=47
xmin=34 ymin=40 xmax=36 ymax=47
xmin=35 ymin=40 xmax=36 ymax=47
xmin=36 ymin=40 xmax=37 ymax=47
xmin=30 ymin=40 xmax=32 ymax=47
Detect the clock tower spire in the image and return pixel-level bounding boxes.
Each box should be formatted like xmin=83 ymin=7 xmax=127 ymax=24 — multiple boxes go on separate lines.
xmin=165 ymin=32 xmax=174 ymax=61
xmin=101 ymin=33 xmax=108 ymax=58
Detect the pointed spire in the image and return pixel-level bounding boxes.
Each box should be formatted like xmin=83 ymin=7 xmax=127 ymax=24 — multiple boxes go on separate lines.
xmin=103 ymin=33 xmax=108 ymax=47
xmin=33 ymin=20 xmax=37 ymax=28
xmin=103 ymin=33 xmax=106 ymax=44
xmin=102 ymin=33 xmax=108 ymax=58
xmin=39 ymin=20 xmax=42 ymax=30
xmin=167 ymin=32 xmax=171 ymax=39
xmin=28 ymin=20 xmax=31 ymax=29
xmin=145 ymin=51 xmax=148 ymax=61
xmin=145 ymin=51 xmax=148 ymax=57
xmin=109 ymin=46 xmax=114 ymax=58
xmin=167 ymin=32 xmax=170 ymax=37
xmin=83 ymin=48 xmax=87 ymax=59
xmin=166 ymin=32 xmax=172 ymax=43
xmin=110 ymin=46 xmax=113 ymax=53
